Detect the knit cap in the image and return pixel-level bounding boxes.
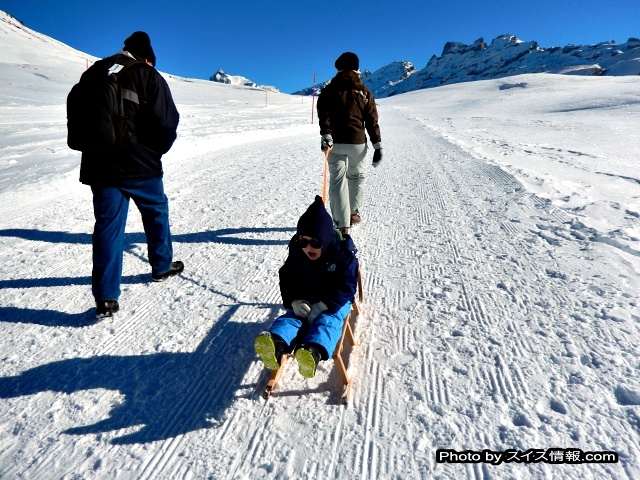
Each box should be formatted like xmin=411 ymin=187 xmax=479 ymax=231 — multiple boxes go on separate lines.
xmin=296 ymin=196 xmax=336 ymax=249
xmin=335 ymin=52 xmax=359 ymax=71
xmin=124 ymin=31 xmax=156 ymax=66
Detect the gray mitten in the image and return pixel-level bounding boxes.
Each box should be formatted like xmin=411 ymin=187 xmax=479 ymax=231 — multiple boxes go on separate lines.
xmin=291 ymin=299 xmax=311 ymax=318
xmin=308 ymin=301 xmax=328 ymax=323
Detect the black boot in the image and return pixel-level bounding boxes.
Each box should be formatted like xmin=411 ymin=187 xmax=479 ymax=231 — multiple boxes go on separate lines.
xmin=152 ymin=261 xmax=184 ymax=282
xmin=96 ymin=300 xmax=119 ymax=319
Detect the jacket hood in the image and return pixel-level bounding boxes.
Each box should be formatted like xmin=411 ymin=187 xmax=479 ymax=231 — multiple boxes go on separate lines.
xmin=296 ymin=195 xmax=336 ymax=250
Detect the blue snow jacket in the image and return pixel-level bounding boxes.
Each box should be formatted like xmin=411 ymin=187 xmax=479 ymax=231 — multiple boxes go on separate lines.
xmin=279 ymin=232 xmax=358 ymax=314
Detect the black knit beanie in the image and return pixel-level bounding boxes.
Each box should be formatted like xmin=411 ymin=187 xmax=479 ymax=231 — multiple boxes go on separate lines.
xmin=296 ymin=196 xmax=336 ymax=249
xmin=124 ymin=31 xmax=156 ymax=66
xmin=335 ymin=52 xmax=359 ymax=71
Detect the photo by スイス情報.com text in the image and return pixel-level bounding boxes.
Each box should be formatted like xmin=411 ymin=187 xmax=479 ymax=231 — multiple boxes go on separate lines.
xmin=436 ymin=448 xmax=619 ymax=465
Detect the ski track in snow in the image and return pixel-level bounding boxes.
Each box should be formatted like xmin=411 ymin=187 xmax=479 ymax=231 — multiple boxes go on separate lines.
xmin=0 ymin=104 xmax=639 ymax=479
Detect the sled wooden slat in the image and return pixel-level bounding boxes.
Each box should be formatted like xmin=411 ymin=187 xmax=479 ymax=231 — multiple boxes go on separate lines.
xmin=332 ymin=266 xmax=363 ymax=403
xmin=263 ymin=353 xmax=291 ymax=400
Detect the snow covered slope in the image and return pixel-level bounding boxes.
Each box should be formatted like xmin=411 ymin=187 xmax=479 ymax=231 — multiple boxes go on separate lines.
xmin=1 ymin=10 xmax=639 ymax=479
xmin=0 ymin=10 xmax=96 ymax=105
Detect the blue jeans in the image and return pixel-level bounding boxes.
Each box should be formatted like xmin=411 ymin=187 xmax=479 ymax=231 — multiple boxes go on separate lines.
xmin=91 ymin=176 xmax=173 ymax=301
xmin=269 ymin=302 xmax=352 ymax=360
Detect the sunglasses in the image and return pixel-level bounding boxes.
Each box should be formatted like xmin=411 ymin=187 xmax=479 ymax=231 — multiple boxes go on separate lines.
xmin=298 ymin=237 xmax=322 ymax=249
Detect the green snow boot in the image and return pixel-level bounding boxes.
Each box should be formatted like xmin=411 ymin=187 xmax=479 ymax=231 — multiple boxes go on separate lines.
xmin=255 ymin=332 xmax=282 ymax=371
xmin=295 ymin=345 xmax=321 ymax=379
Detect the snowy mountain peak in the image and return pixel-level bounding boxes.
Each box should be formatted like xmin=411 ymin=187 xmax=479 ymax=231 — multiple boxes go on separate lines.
xmin=359 ymin=61 xmax=418 ymax=95
xmin=442 ymin=37 xmax=488 ymax=56
xmin=209 ymin=68 xmax=256 ymax=87
xmin=295 ymin=34 xmax=640 ymax=98
xmin=393 ymin=34 xmax=640 ymax=97
xmin=208 ymin=67 xmax=280 ymax=92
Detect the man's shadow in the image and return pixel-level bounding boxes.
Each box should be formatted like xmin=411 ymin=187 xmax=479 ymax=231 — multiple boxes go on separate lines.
xmin=0 ymin=306 xmax=100 ymax=327
xmin=0 ymin=227 xmax=294 ymax=248
xmin=0 ymin=304 xmax=279 ymax=444
xmin=0 ymin=274 xmax=151 ymax=328
xmin=0 ymin=226 xmax=293 ymax=327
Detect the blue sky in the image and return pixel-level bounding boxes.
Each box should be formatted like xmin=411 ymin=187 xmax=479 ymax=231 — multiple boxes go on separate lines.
xmin=1 ymin=0 xmax=638 ymax=93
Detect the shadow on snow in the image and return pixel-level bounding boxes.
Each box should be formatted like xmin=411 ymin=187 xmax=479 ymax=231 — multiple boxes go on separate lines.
xmin=0 ymin=306 xmax=100 ymax=327
xmin=0 ymin=227 xmax=295 ymax=247
xmin=0 ymin=274 xmax=149 ymax=291
xmin=0 ymin=226 xmax=317 ymax=443
xmin=0 ymin=226 xmax=294 ymax=325
xmin=0 ymin=305 xmax=281 ymax=445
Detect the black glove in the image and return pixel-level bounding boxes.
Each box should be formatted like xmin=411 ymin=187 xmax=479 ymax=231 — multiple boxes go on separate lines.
xmin=372 ymin=148 xmax=383 ymax=167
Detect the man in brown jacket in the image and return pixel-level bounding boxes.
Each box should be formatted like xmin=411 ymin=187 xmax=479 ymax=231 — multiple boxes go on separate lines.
xmin=317 ymin=52 xmax=382 ymax=234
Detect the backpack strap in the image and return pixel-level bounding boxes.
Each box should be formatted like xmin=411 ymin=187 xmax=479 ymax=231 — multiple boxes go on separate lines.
xmin=122 ymin=89 xmax=139 ymax=105
xmin=108 ymin=58 xmax=141 ymax=107
xmin=109 ymin=59 xmax=140 ymax=122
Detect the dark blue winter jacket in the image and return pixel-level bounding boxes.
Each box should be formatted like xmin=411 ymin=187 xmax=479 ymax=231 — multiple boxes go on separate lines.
xmin=279 ymin=232 xmax=358 ymax=313
xmin=79 ymin=53 xmax=179 ymax=186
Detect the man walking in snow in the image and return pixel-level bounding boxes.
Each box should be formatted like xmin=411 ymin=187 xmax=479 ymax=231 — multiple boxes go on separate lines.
xmin=317 ymin=51 xmax=383 ymax=234
xmin=74 ymin=32 xmax=183 ymax=318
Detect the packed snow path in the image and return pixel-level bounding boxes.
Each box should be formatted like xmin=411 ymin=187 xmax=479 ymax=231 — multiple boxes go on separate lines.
xmin=0 ymin=103 xmax=638 ymax=479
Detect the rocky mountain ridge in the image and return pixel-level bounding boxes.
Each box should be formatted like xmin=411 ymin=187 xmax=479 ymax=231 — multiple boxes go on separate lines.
xmin=294 ymin=34 xmax=640 ymax=98
xmin=209 ymin=68 xmax=280 ymax=92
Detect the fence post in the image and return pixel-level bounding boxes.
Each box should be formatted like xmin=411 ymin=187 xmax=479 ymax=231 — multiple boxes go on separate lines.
xmin=311 ymin=73 xmax=316 ymax=124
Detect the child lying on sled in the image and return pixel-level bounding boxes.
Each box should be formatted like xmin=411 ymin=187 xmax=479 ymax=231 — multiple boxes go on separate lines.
xmin=255 ymin=195 xmax=358 ymax=378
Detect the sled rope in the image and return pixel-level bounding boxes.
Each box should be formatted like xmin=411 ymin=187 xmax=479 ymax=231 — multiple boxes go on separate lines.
xmin=322 ymin=147 xmax=330 ymax=204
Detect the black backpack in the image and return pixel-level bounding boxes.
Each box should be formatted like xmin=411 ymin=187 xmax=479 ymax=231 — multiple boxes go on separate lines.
xmin=67 ymin=56 xmax=140 ymax=151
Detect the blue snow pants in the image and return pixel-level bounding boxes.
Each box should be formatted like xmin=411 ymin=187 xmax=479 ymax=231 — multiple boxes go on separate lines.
xmin=269 ymin=301 xmax=352 ymax=360
xmin=91 ymin=176 xmax=173 ymax=301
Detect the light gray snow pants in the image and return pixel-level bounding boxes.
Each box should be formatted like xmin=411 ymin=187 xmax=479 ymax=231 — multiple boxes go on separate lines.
xmin=327 ymin=143 xmax=368 ymax=229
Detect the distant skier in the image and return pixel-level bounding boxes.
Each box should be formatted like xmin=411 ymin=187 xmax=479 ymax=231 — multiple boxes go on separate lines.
xmin=317 ymin=51 xmax=383 ymax=234
xmin=68 ymin=32 xmax=183 ymax=319
xmin=255 ymin=196 xmax=358 ymax=378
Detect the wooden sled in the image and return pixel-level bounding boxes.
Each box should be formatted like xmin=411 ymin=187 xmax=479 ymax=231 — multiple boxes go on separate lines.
xmin=263 ymin=267 xmax=365 ymax=403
